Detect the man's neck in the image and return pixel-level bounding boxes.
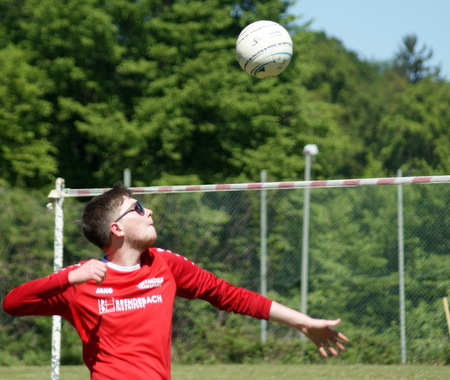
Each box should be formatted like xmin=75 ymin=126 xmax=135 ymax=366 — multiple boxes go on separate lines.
xmin=105 ymin=248 xmax=143 ymax=267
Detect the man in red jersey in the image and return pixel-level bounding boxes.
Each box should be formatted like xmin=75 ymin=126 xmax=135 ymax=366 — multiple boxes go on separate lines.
xmin=3 ymin=183 xmax=348 ymax=380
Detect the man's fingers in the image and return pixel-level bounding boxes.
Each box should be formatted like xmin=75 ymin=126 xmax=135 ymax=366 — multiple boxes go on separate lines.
xmin=330 ymin=333 xmax=347 ymax=350
xmin=330 ymin=339 xmax=346 ymax=351
xmin=335 ymin=331 xmax=349 ymax=343
xmin=96 ymin=266 xmax=107 ymax=284
xmin=321 ymin=318 xmax=342 ymax=329
xmin=318 ymin=346 xmax=328 ymax=358
xmin=327 ymin=345 xmax=338 ymax=356
xmin=69 ymin=260 xmax=107 ymax=285
xmin=94 ymin=262 xmax=107 ymax=284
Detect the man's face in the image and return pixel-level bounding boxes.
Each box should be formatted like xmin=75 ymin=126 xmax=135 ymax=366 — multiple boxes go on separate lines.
xmin=115 ymin=197 xmax=157 ymax=251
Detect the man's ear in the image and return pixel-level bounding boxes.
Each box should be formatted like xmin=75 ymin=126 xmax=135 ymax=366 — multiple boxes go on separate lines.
xmin=110 ymin=222 xmax=125 ymax=238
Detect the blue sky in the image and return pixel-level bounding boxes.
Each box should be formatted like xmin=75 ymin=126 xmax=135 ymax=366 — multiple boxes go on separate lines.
xmin=291 ymin=0 xmax=449 ymax=80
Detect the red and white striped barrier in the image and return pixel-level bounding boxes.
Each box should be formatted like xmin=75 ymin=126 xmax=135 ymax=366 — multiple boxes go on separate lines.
xmin=62 ymin=175 xmax=450 ymax=197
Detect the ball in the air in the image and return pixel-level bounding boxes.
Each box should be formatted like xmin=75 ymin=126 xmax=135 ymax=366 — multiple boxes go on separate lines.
xmin=236 ymin=20 xmax=293 ymax=78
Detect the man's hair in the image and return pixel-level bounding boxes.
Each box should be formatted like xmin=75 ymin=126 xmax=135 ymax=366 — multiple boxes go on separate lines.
xmin=82 ymin=182 xmax=132 ymax=250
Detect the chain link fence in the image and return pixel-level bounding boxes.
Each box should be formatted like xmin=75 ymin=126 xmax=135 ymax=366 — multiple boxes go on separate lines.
xmin=147 ymin=182 xmax=450 ymax=364
xmin=1 ymin=181 xmax=449 ymax=366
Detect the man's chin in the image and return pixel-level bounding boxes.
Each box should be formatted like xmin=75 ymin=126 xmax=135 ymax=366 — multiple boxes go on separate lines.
xmin=146 ymin=239 xmax=157 ymax=249
xmin=134 ymin=235 xmax=157 ymax=252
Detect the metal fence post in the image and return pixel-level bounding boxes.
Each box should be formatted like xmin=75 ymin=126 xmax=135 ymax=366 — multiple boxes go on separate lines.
xmin=397 ymin=170 xmax=406 ymax=364
xmin=301 ymin=144 xmax=318 ymax=329
xmin=260 ymin=170 xmax=267 ymax=343
xmin=49 ymin=178 xmax=65 ymax=380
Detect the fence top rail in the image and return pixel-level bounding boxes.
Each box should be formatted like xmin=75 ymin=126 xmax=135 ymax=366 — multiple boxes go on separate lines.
xmin=57 ymin=175 xmax=450 ymax=198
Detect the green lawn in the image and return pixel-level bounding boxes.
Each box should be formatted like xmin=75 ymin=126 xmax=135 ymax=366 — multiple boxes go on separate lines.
xmin=1 ymin=364 xmax=449 ymax=379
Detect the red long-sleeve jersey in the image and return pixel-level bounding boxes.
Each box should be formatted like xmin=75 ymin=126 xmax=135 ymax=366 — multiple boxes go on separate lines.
xmin=3 ymin=248 xmax=272 ymax=380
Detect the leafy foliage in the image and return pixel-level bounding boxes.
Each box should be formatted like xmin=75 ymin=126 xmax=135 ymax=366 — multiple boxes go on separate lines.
xmin=0 ymin=0 xmax=447 ymax=189
xmin=0 ymin=45 xmax=56 ymax=187
xmin=393 ymin=34 xmax=440 ymax=83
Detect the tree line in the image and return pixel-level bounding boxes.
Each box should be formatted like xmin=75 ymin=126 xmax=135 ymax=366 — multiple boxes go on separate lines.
xmin=0 ymin=0 xmax=448 ymax=192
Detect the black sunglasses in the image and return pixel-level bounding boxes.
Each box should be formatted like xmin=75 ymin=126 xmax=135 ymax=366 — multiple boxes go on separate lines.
xmin=114 ymin=201 xmax=145 ymax=223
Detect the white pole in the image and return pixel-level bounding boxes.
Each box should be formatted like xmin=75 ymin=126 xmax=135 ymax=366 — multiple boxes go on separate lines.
xmin=397 ymin=169 xmax=406 ymax=364
xmin=260 ymin=170 xmax=267 ymax=343
xmin=301 ymin=154 xmax=311 ymax=320
xmin=123 ymin=168 xmax=131 ymax=187
xmin=50 ymin=178 xmax=65 ymax=380
xmin=301 ymin=145 xmax=318 ymax=326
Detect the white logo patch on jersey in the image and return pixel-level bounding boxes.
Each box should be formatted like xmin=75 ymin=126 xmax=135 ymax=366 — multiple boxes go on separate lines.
xmin=137 ymin=277 xmax=164 ymax=290
xmin=98 ymin=298 xmax=115 ymax=314
xmin=98 ymin=296 xmax=163 ymax=314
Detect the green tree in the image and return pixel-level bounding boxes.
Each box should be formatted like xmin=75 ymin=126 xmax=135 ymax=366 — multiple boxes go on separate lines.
xmin=3 ymin=0 xmax=306 ymax=187
xmin=376 ymin=78 xmax=450 ymax=175
xmin=0 ymin=44 xmax=56 ymax=187
xmin=1 ymin=0 xmax=448 ymax=189
xmin=393 ymin=34 xmax=440 ymax=84
xmin=297 ymin=31 xmax=381 ymax=178
xmin=0 ymin=187 xmax=55 ymax=364
xmin=18 ymin=0 xmax=126 ymax=186
xmin=340 ymin=34 xmax=449 ymax=177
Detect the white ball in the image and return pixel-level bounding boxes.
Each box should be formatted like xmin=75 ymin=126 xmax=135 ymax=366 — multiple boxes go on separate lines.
xmin=236 ymin=20 xmax=293 ymax=79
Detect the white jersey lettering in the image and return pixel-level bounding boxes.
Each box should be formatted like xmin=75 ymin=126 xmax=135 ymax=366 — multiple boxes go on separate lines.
xmin=101 ymin=295 xmax=163 ymax=314
xmin=96 ymin=287 xmax=113 ymax=294
xmin=137 ymin=277 xmax=164 ymax=290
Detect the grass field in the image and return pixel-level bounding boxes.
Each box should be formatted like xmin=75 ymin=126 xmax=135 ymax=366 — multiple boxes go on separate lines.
xmin=1 ymin=364 xmax=450 ymax=380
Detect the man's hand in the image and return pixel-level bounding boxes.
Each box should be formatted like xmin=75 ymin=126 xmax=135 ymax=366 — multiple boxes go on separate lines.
xmin=268 ymin=301 xmax=348 ymax=358
xmin=68 ymin=259 xmax=107 ymax=285
xmin=299 ymin=318 xmax=348 ymax=358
